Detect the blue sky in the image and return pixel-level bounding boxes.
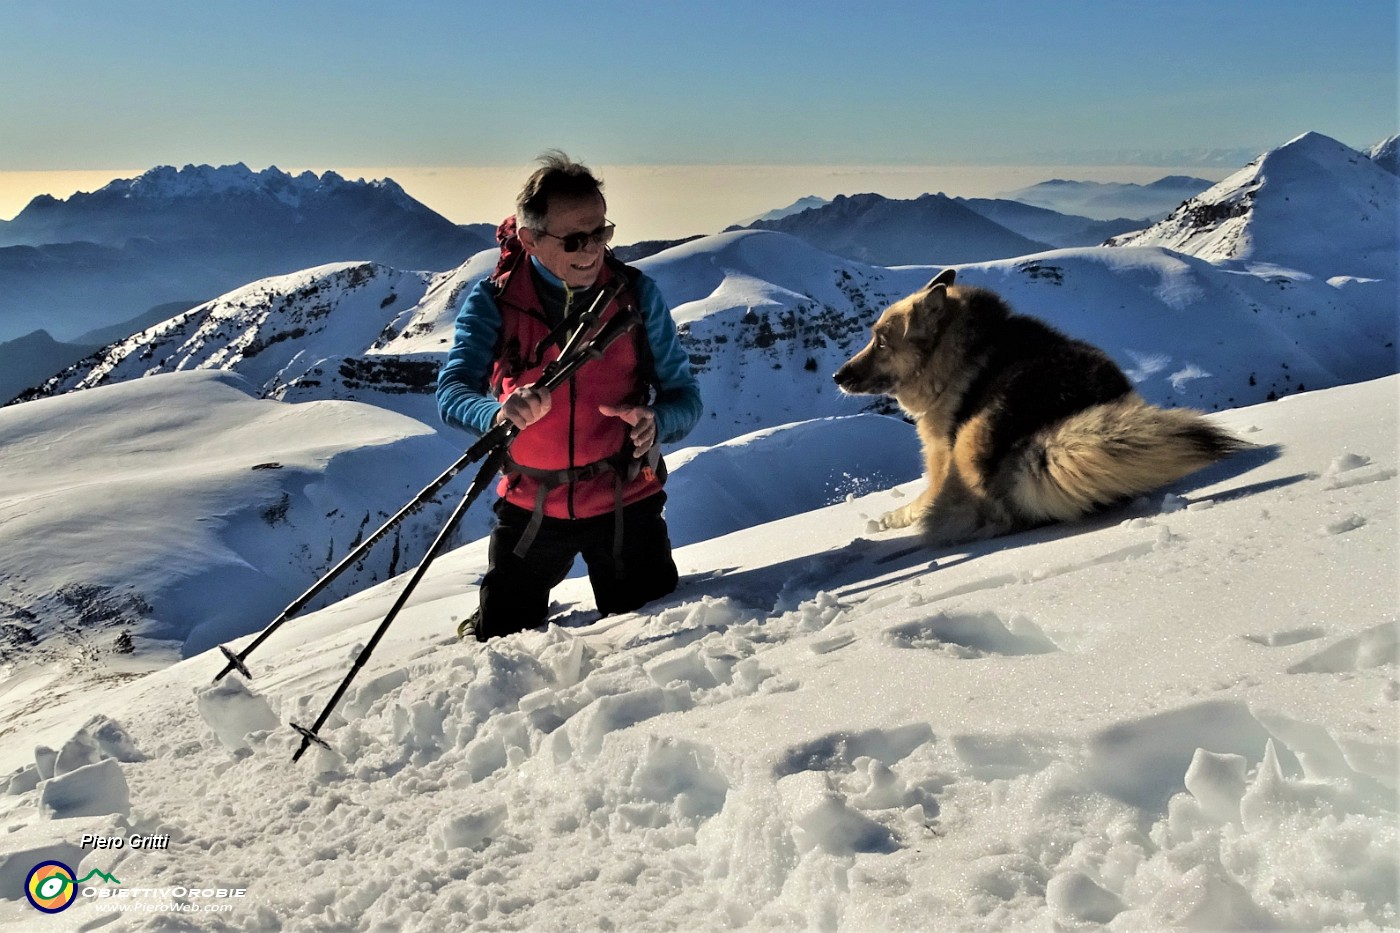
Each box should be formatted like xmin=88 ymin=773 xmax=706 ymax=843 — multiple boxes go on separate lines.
xmin=2 ymin=0 xmax=1395 ymax=171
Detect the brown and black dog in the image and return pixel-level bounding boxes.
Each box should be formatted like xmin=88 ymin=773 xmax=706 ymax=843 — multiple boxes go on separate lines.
xmin=835 ymin=269 xmax=1245 ymax=546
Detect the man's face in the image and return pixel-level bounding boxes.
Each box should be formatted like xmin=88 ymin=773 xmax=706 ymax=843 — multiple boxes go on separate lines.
xmin=520 ymin=193 xmax=609 ymax=290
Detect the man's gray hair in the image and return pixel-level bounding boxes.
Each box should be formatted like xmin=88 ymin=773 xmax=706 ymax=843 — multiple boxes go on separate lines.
xmin=515 ymin=150 xmax=606 ymax=231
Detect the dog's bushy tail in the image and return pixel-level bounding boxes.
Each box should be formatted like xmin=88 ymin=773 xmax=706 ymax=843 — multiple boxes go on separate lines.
xmin=1009 ymin=396 xmax=1248 ymax=522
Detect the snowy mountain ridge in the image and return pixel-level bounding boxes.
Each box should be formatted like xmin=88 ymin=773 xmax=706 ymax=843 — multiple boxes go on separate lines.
xmin=0 ymin=163 xmax=492 ymax=352
xmin=1106 ymin=131 xmax=1400 ymax=280
xmin=90 ymin=163 xmax=416 ymax=211
xmin=1368 ymin=133 xmax=1399 ymax=174
xmin=13 ymin=262 xmax=440 ymax=412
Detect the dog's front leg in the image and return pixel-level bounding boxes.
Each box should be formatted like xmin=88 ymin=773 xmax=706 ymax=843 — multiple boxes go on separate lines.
xmin=918 ymin=464 xmax=1015 ymax=547
xmin=880 ymin=486 xmax=936 ymax=529
xmin=879 ymin=434 xmax=949 ymax=530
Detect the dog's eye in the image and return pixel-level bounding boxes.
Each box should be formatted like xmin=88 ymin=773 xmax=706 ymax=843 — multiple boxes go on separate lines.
xmin=875 ymin=334 xmax=889 ymax=350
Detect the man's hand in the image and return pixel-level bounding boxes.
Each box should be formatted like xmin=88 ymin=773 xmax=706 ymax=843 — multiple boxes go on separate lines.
xmin=599 ymin=404 xmax=657 ymax=456
xmin=498 ymin=385 xmax=552 ymax=429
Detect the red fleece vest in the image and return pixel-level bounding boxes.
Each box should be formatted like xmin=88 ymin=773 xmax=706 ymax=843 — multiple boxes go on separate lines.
xmin=490 ymin=257 xmax=663 ymax=519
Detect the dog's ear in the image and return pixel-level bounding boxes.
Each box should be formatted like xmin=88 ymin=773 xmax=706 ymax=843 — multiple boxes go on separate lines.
xmin=914 ymin=277 xmax=950 ymax=315
xmin=903 ymin=280 xmax=950 ymax=339
xmin=923 ymin=268 xmax=956 ymax=291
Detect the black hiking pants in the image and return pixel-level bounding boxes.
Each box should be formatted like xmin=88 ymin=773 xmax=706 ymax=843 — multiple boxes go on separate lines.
xmin=472 ymin=492 xmax=679 ymax=640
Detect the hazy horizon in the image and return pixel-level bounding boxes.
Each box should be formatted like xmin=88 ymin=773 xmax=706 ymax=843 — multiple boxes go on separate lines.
xmin=5 ymin=1 xmax=1389 ymax=243
xmin=0 ymin=161 xmax=1238 ymax=245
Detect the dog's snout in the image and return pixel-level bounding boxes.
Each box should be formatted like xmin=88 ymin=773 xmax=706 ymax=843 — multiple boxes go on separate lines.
xmin=833 ymin=361 xmax=858 ymax=389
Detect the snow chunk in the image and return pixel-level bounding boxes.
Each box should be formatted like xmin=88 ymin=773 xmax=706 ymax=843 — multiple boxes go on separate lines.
xmin=1143 ymin=863 xmax=1276 ymax=929
xmin=5 ymin=765 xmax=40 ymax=796
xmin=0 ymin=826 xmax=87 ymax=902
xmin=54 ymin=729 xmax=103 ymax=776
xmin=1184 ymin=748 xmax=1247 ymax=824
xmin=434 ymin=802 xmax=509 ymax=851
xmin=39 ymin=758 xmax=130 ymax=819
xmin=87 ymin=717 xmax=147 ymax=762
xmin=196 ymin=677 xmax=281 ymax=751
xmin=777 ymin=772 xmax=895 ymax=855
xmin=1046 ymin=870 xmax=1126 ymax=924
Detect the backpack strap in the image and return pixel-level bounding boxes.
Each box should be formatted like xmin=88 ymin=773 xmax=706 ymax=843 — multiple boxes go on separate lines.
xmin=603 ymin=253 xmax=662 ymax=404
xmin=503 ymin=448 xmax=644 ymax=574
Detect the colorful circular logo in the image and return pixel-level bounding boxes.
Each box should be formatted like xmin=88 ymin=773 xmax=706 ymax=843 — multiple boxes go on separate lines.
xmin=25 ymin=861 xmax=78 ymax=913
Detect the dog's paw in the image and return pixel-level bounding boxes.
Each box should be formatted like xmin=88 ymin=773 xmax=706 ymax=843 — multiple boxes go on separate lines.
xmin=879 ymin=504 xmax=919 ymax=530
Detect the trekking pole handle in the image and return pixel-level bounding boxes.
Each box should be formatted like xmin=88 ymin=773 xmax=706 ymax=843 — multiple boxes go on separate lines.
xmin=549 ymin=275 xmax=631 ymax=375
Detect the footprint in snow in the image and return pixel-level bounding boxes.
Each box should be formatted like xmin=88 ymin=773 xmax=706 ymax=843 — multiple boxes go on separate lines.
xmin=883 ymin=611 xmax=1059 ymax=658
xmin=1242 ymin=625 xmax=1327 ymax=648
xmin=1287 ymin=621 xmax=1400 ymax=674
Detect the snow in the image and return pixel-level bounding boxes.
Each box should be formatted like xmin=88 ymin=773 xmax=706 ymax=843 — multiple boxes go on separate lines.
xmin=0 ymin=375 xmax=1395 ymax=931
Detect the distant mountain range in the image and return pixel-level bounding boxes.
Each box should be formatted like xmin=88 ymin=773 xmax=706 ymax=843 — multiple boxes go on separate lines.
xmin=0 ymin=163 xmax=493 ymax=346
xmin=721 ymin=178 xmax=1216 ymax=268
xmin=733 ymin=193 xmax=1052 ymax=266
xmin=952 ymin=198 xmax=1143 ymax=247
xmin=735 ymin=195 xmax=832 ymax=226
xmin=995 ymin=176 xmax=1215 ymax=221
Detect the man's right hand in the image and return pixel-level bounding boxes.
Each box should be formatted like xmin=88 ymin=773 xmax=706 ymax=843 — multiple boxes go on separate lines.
xmin=497 ymin=384 xmax=552 ymax=429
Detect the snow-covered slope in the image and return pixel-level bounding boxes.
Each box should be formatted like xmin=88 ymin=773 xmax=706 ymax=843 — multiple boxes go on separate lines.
xmin=0 ymin=370 xmax=925 ymax=742
xmin=0 ymin=376 xmax=1393 ymax=931
xmin=0 ymin=371 xmax=480 ymax=731
xmin=635 ymin=231 xmax=930 ymax=445
xmin=1107 ymin=133 xmax=1399 ymax=281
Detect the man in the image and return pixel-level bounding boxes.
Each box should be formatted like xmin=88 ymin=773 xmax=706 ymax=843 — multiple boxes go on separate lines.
xmin=437 ymin=152 xmax=702 ymax=641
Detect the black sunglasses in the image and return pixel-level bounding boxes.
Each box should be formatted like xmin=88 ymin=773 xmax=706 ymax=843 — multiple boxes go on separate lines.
xmin=536 ymin=220 xmax=615 ymax=253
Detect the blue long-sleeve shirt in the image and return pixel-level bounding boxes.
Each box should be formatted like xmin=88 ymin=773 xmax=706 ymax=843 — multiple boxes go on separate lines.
xmin=437 ymin=256 xmax=703 ymax=446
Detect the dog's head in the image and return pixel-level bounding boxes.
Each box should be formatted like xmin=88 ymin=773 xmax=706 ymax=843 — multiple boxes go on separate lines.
xmin=833 ymin=268 xmax=960 ymax=399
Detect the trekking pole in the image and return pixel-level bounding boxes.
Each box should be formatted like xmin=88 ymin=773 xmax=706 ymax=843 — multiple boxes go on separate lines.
xmin=212 ymin=432 xmax=500 ymax=682
xmin=290 ymin=440 xmax=509 ymax=761
xmin=213 ymin=275 xmax=630 ymax=684
xmin=289 ymin=282 xmax=637 ymax=763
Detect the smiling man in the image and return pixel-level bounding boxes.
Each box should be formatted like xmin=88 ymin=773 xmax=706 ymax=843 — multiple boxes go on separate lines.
xmin=437 ymin=151 xmax=702 ymax=641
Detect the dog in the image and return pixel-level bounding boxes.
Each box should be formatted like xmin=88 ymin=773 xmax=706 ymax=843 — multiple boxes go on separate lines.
xmin=834 ymin=269 xmax=1246 ymax=546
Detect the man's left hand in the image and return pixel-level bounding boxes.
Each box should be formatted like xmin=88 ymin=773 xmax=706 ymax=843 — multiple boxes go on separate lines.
xmin=599 ymin=404 xmax=657 ymax=457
